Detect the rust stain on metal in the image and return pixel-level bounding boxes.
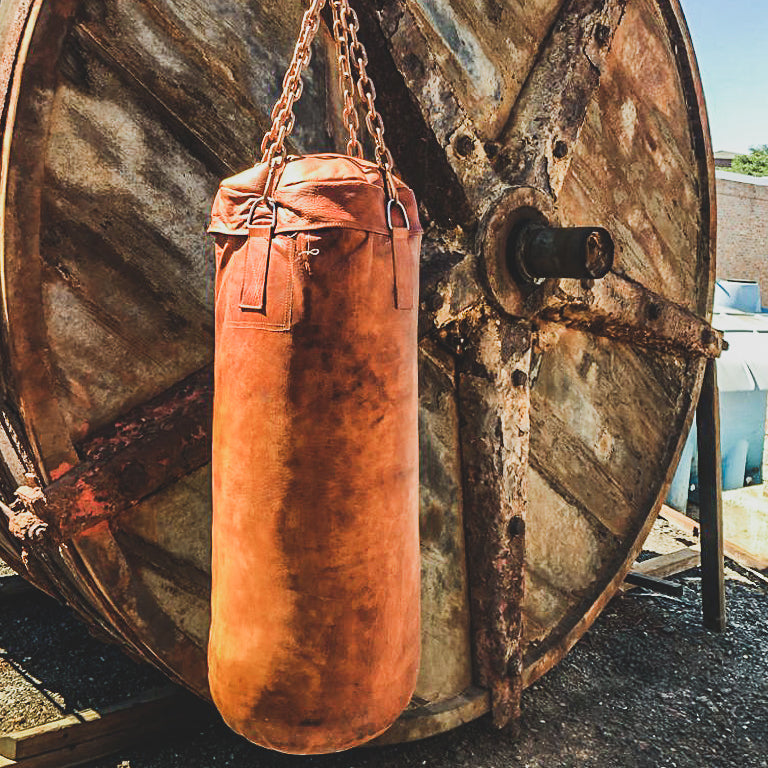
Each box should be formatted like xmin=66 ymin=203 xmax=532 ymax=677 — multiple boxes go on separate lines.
xmin=497 ymin=0 xmax=628 ymax=195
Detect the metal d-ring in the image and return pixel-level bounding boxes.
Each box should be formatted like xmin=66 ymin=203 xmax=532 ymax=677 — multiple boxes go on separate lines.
xmin=247 ymin=197 xmax=278 ymax=229
xmin=386 ymin=198 xmax=410 ymax=231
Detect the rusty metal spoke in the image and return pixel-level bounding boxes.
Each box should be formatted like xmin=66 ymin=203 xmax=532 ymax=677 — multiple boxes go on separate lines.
xmin=363 ymin=0 xmax=626 ymax=220
xmin=527 ymin=272 xmax=725 ymax=358
xmin=455 ymin=309 xmax=531 ymax=728
xmin=25 ymin=368 xmax=212 ymax=539
xmin=495 ymin=0 xmax=627 ymax=196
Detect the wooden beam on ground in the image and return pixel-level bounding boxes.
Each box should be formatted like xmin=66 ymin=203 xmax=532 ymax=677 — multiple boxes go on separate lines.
xmin=620 ymin=546 xmax=701 ymax=593
xmin=0 ymin=686 xmax=206 ymax=768
xmin=623 ymin=571 xmax=684 ymax=597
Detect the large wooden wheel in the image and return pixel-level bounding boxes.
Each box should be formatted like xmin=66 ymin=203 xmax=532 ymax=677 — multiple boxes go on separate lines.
xmin=0 ymin=0 xmax=720 ymax=742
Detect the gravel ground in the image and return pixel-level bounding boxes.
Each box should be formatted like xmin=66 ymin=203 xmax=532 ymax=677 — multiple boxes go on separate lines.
xmin=1 ymin=521 xmax=767 ymax=768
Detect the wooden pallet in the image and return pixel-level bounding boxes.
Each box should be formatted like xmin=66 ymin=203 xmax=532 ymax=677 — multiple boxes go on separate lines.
xmin=621 ymin=545 xmax=701 ymax=594
xmin=0 ymin=687 xmax=206 ymax=768
xmin=659 ymin=505 xmax=768 ymax=572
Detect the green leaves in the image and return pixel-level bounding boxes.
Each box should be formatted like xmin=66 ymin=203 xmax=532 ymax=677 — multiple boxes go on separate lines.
xmin=731 ymin=145 xmax=768 ymax=176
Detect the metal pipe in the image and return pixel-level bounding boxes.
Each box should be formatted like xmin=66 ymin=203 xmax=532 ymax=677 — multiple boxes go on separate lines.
xmin=509 ymin=222 xmax=614 ymax=282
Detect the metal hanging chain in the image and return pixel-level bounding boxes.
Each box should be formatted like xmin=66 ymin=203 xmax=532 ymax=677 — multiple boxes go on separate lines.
xmin=259 ymin=0 xmax=327 ymax=200
xmin=258 ymin=0 xmax=400 ymax=204
xmin=336 ymin=0 xmax=399 ymax=201
xmin=330 ymin=0 xmax=364 ymax=159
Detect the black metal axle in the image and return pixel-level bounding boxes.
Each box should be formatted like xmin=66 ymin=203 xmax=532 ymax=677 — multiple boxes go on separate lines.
xmin=508 ymin=222 xmax=614 ymax=283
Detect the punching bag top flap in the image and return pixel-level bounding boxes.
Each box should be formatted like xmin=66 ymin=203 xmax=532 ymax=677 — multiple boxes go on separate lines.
xmin=208 ymin=154 xmax=422 ymax=238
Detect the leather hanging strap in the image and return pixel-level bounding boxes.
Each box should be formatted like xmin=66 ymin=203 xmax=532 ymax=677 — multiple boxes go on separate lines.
xmin=239 ymin=226 xmax=273 ymax=311
xmin=391 ymin=227 xmax=415 ymax=310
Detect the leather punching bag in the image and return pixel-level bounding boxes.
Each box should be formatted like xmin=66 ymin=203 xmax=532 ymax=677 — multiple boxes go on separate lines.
xmin=207 ymin=0 xmax=421 ymax=755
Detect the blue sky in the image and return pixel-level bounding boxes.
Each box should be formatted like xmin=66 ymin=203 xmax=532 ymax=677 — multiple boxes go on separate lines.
xmin=679 ymin=0 xmax=768 ymax=154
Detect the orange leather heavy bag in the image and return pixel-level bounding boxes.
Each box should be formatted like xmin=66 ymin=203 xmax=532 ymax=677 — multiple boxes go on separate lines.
xmin=207 ymin=0 xmax=421 ymax=755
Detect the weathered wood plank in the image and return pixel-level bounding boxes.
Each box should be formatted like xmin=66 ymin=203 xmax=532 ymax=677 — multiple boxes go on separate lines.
xmin=0 ymin=687 xmax=206 ymax=768
xmin=415 ymin=341 xmax=472 ymax=702
xmin=619 ymin=547 xmax=700 ymax=593
xmin=407 ymin=0 xmax=563 ymax=140
xmin=373 ymin=686 xmax=489 ymax=745
xmin=72 ymin=0 xmax=333 ymax=171
xmin=1 ymin=0 xmax=81 ymax=480
xmin=524 ymin=468 xmax=621 ymax=633
xmin=530 ymin=328 xmax=696 ymax=539
xmin=659 ymin=505 xmax=768 ymax=572
xmin=0 ymin=687 xmax=191 ymax=760
xmin=556 ymin=0 xmax=711 ymax=313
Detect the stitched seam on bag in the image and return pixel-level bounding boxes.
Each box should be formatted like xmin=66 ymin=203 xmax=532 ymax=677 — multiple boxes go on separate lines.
xmin=281 ymin=236 xmax=294 ymax=328
xmin=226 ymin=322 xmax=291 ymax=330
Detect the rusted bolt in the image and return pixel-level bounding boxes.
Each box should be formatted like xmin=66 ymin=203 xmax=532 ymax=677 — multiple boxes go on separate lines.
xmin=512 ymin=369 xmax=528 ymax=388
xmin=428 ymin=293 xmax=444 ymax=312
xmin=594 ymin=23 xmax=610 ymax=47
xmin=508 ymin=517 xmax=525 ymax=537
xmin=553 ymin=140 xmax=568 ymax=159
xmin=647 ymin=302 xmax=661 ymax=321
xmin=454 ymin=133 xmax=476 ymax=157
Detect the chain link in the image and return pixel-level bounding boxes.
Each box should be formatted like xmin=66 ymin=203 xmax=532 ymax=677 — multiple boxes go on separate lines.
xmin=259 ymin=0 xmax=327 ymax=197
xmin=330 ymin=0 xmax=364 ymax=158
xmin=338 ymin=0 xmax=399 ymax=200
xmin=257 ymin=0 xmax=399 ymax=203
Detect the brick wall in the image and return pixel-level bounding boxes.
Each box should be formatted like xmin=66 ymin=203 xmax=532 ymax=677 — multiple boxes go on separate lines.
xmin=716 ymin=172 xmax=768 ymax=306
